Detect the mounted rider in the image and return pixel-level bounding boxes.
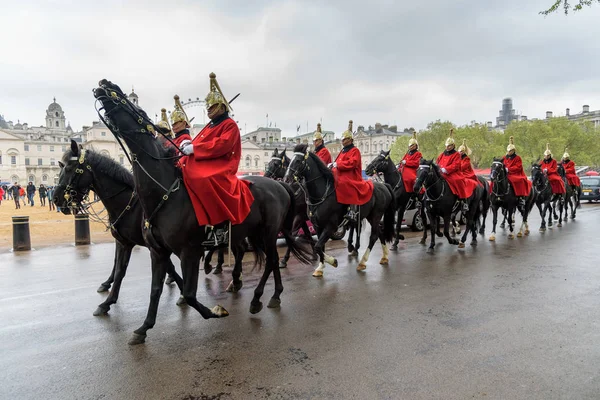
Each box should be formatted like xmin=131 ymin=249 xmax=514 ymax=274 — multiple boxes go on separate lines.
xmin=330 ymin=120 xmax=374 ymax=222
xmin=156 ymin=108 xmax=173 ymax=138
xmin=501 ymin=136 xmax=531 ymax=209
xmin=436 ymin=129 xmax=478 ymax=213
xmin=458 ymin=139 xmax=482 ymax=188
xmin=312 ymin=123 xmax=332 ymax=165
xmin=177 ymin=72 xmax=254 ymax=247
xmin=540 ymin=143 xmax=566 ymax=194
xmin=560 ymin=148 xmax=581 ymax=188
xmin=399 ymin=130 xmax=422 ymax=195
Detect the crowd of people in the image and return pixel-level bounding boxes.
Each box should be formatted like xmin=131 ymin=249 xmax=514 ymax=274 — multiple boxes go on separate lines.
xmin=0 ymin=182 xmax=58 ymax=211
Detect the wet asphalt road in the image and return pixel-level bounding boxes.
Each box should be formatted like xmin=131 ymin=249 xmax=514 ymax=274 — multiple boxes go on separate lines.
xmin=1 ymin=205 xmax=600 ymax=400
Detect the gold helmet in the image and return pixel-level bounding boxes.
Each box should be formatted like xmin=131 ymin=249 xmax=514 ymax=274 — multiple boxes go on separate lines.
xmin=205 ymin=72 xmax=232 ymax=112
xmin=170 ymin=95 xmax=190 ymax=126
xmin=408 ymin=130 xmax=418 ymax=147
xmin=156 ymin=108 xmax=172 ymax=136
xmin=506 ymin=136 xmax=516 ymax=153
xmin=444 ymin=128 xmax=455 ymax=147
xmin=341 ymin=120 xmax=354 ymax=140
xmin=562 ymin=147 xmax=570 ymax=160
xmin=313 ymin=123 xmax=323 ymax=141
xmin=544 ymin=143 xmax=552 ymax=157
xmin=458 ymin=139 xmax=472 ymax=156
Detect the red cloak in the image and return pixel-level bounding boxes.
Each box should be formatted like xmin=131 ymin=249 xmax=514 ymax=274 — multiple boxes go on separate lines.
xmin=561 ymin=160 xmax=581 ymax=186
xmin=400 ymin=150 xmax=422 ymax=193
xmin=333 ymin=145 xmax=373 ymax=205
xmin=460 ymin=156 xmax=483 ymax=187
xmin=540 ymin=158 xmax=566 ymax=194
xmin=179 ymin=117 xmax=254 ymax=226
xmin=314 ymin=145 xmax=332 ymax=165
xmin=502 ymin=154 xmax=532 ymax=197
xmin=436 ymin=150 xmax=478 ymax=198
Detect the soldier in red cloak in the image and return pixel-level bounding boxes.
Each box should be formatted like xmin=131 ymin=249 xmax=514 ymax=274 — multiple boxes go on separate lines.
xmin=330 ymin=120 xmax=374 ymax=221
xmin=458 ymin=139 xmax=482 ymax=188
xmin=312 ymin=123 xmax=332 ymax=165
xmin=539 ymin=143 xmax=565 ymax=194
xmin=178 ymin=72 xmax=254 ymax=247
xmin=399 ymin=130 xmax=422 ymax=194
xmin=560 ymin=148 xmax=581 ymax=188
xmin=501 ymin=136 xmax=531 ymax=209
xmin=436 ymin=129 xmax=478 ymax=212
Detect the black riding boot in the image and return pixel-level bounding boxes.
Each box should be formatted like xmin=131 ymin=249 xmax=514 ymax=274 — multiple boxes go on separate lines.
xmin=202 ymin=222 xmax=230 ymax=247
xmin=461 ymin=199 xmax=469 ymax=213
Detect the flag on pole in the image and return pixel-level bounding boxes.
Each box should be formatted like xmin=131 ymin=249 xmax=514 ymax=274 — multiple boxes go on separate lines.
xmin=266 ymin=113 xmax=268 ymax=118
xmin=296 ymin=125 xmax=300 ymax=132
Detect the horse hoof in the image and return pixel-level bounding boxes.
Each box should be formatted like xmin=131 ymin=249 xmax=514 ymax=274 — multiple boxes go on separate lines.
xmin=211 ymin=305 xmax=229 ymax=317
xmin=176 ymin=295 xmax=187 ymax=306
xmin=557 ymin=223 xmax=562 ymax=228
xmin=213 ymin=265 xmax=223 ymax=275
xmin=204 ymin=264 xmax=213 ymax=275
xmin=279 ymin=261 xmax=288 ymax=269
xmin=128 ymin=333 xmax=146 ymax=346
xmin=390 ymin=244 xmax=398 ymax=251
xmin=508 ymin=234 xmax=514 ymax=240
xmin=539 ymin=228 xmax=546 ymax=232
xmin=357 ymin=263 xmax=367 ymax=271
xmin=397 ymin=234 xmax=405 ymax=241
xmin=479 ymin=229 xmax=485 ymax=236
xmin=470 ymin=240 xmax=478 ymax=247
xmin=165 ymin=276 xmax=175 ymax=285
xmin=332 ymin=259 xmax=338 ymax=268
xmin=419 ymin=238 xmax=426 ymax=245
xmin=517 ymin=232 xmax=523 ymax=238
xmin=97 ymin=285 xmax=110 ymax=293
xmin=347 ymin=245 xmax=355 ymax=253
xmin=458 ymin=242 xmax=465 ymax=249
xmin=379 ymin=257 xmax=389 ymax=265
xmin=489 ymin=235 xmax=495 ymax=242
xmin=225 ymin=281 xmax=242 ymax=293
xmin=427 ymin=247 xmax=434 ymax=254
xmin=267 ymin=298 xmax=281 ymax=309
xmin=436 ymin=232 xmax=443 ymax=238
xmin=500 ymin=223 xmax=506 ymax=229
xmin=93 ymin=306 xmax=108 ymax=316
xmin=524 ymin=230 xmax=530 ymax=236
xmin=350 ymin=250 xmax=358 ymax=258
xmin=312 ymin=270 xmax=323 ymax=278
xmin=249 ymin=302 xmax=263 ymax=314
xmin=451 ymin=239 xmax=459 ymax=245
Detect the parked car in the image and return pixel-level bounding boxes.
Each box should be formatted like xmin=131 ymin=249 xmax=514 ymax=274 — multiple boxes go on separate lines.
xmin=580 ymin=176 xmax=600 ymax=202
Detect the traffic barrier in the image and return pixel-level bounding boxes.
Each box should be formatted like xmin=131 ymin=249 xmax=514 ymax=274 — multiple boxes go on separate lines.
xmin=12 ymin=216 xmax=31 ymax=251
xmin=74 ymin=214 xmax=91 ymax=245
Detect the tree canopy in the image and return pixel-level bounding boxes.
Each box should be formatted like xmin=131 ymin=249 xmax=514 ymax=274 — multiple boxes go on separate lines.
xmin=540 ymin=0 xmax=599 ymax=15
xmin=389 ymin=118 xmax=600 ymax=170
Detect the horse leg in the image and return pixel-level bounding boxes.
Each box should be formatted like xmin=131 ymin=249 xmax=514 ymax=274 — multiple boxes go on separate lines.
xmin=97 ymin=257 xmax=116 ymax=293
xmin=347 ymin=223 xmax=355 ymax=254
xmin=507 ymin=209 xmax=515 ymax=239
xmin=93 ymin=242 xmax=133 ymax=316
xmin=163 ymin=257 xmax=187 ymax=306
xmin=391 ymin=204 xmax=407 ymax=251
xmin=357 ymin=218 xmax=382 ymax=271
xmin=226 ymin=245 xmax=243 ymax=293
xmin=419 ymin=206 xmax=429 ymax=245
xmin=500 ymin=209 xmax=507 ymax=229
xmin=267 ymin=245 xmax=285 ymax=309
xmin=312 ymin=229 xmax=336 ymax=277
xmin=489 ymin=205 xmax=498 ymax=241
xmin=203 ymin=248 xmax=214 ymax=275
xmin=547 ymin=200 xmax=554 ymax=228
xmin=213 ymin=248 xmax=225 ymax=274
xmin=443 ymin=215 xmax=459 ymax=246
xmin=250 ymin=238 xmax=277 ymax=314
xmin=557 ymin=197 xmax=564 ymax=227
xmin=427 ymin=211 xmax=437 ymax=253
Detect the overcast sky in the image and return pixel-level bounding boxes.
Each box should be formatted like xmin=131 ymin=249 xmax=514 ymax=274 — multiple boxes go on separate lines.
xmin=1 ymin=0 xmax=599 ymax=137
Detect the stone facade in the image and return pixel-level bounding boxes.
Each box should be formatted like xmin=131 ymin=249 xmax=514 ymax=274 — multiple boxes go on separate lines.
xmin=353 ymin=123 xmax=412 ymax=169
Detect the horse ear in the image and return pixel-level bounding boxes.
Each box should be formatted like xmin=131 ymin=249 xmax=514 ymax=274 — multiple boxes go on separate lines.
xmin=273 ymin=148 xmax=279 ymax=157
xmin=58 ymin=161 xmax=64 ymax=168
xmin=282 ymin=148 xmax=286 ymax=155
xmin=70 ymin=140 xmax=79 ymax=156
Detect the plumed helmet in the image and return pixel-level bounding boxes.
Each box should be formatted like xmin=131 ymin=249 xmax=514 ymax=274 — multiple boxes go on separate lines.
xmin=156 ymin=108 xmax=172 ymax=135
xmin=170 ymin=95 xmax=190 ymax=126
xmin=408 ymin=130 xmax=418 ymax=147
xmin=342 ymin=120 xmax=354 ymax=140
xmin=445 ymin=128 xmax=455 ymax=146
xmin=205 ymin=72 xmax=232 ymax=112
xmin=458 ymin=139 xmax=472 ymax=156
xmin=506 ymin=136 xmax=516 ymax=153
xmin=544 ymin=143 xmax=552 ymax=157
xmin=562 ymin=147 xmax=570 ymax=160
xmin=313 ymin=123 xmax=323 ymax=141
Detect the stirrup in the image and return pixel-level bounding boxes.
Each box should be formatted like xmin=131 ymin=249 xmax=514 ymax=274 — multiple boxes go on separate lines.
xmin=462 ymin=201 xmax=469 ymax=213
xmin=202 ymin=225 xmax=229 ymax=248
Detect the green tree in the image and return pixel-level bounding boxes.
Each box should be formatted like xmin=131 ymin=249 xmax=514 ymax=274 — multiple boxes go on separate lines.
xmin=540 ymin=0 xmax=599 ymax=15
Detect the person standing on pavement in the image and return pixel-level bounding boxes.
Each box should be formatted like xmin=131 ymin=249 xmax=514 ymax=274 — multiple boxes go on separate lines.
xmin=10 ymin=183 xmax=21 ymax=209
xmin=19 ymin=186 xmax=26 ymax=206
xmin=39 ymin=184 xmax=47 ymax=206
xmin=26 ymin=181 xmax=36 ymax=206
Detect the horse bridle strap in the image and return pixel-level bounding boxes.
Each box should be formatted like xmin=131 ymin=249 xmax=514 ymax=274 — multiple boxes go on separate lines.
xmin=490 ymin=161 xmax=510 ymax=197
xmin=143 ymin=178 xmax=181 ymax=230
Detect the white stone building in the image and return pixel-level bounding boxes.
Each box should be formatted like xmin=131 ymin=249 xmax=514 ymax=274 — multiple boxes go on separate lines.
xmin=353 ymin=123 xmax=412 ymax=169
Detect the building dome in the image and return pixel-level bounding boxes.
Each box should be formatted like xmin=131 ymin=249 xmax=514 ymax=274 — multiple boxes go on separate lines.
xmin=47 ymin=97 xmax=63 ymax=112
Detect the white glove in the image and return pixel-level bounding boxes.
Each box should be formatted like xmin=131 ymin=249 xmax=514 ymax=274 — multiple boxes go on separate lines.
xmin=441 ymin=167 xmax=447 ymax=174
xmin=180 ymin=139 xmax=192 ymax=148
xmin=332 ymin=162 xmax=337 ymax=168
xmin=505 ymin=167 xmax=509 ymax=173
xmin=543 ymin=168 xmax=548 ymax=173
xmin=327 ymin=163 xmax=333 ymax=168
xmin=401 ymin=160 xmax=407 ymax=165
xmin=181 ymin=144 xmax=194 ymax=155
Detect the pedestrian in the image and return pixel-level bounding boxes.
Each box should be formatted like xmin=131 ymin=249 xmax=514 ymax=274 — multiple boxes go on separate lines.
xmin=26 ymin=181 xmax=36 ymax=206
xmin=10 ymin=183 xmax=21 ymax=209
xmin=1 ymin=184 xmax=7 ymax=200
xmin=39 ymin=184 xmax=47 ymax=206
xmin=19 ymin=186 xmax=26 ymax=206
xmin=47 ymin=186 xmax=56 ymax=211
xmin=0 ymin=185 xmax=4 ymax=205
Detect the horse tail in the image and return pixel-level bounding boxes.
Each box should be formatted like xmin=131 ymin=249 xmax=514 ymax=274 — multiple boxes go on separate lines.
xmin=477 ymin=176 xmax=490 ymax=216
xmin=383 ymin=183 xmax=396 ymax=243
xmin=278 ymin=181 xmax=313 ymax=265
xmin=576 ymin=185 xmax=582 ymax=208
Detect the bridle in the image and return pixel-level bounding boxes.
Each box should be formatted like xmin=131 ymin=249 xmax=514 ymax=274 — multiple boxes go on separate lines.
xmin=490 ymin=161 xmax=510 ymax=197
xmin=416 ymin=164 xmax=445 ymax=202
xmin=531 ymin=165 xmax=549 ymax=193
xmin=288 ymin=151 xmax=335 ymax=215
xmin=265 ymin=155 xmax=288 ymax=180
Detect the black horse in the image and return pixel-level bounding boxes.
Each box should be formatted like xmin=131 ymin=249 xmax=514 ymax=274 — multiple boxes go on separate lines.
xmin=53 ymin=141 xmax=186 ymax=316
xmin=531 ymin=163 xmax=565 ymax=230
xmin=285 ymin=144 xmax=395 ymax=276
xmin=488 ymin=159 xmax=536 ymax=241
xmin=264 ymin=148 xmax=317 ymax=268
xmin=94 ymin=79 xmax=312 ymax=345
xmin=557 ymin=163 xmax=581 ymax=220
xmin=365 ymin=150 xmax=423 ymax=249
xmin=413 ymin=159 xmax=484 ymax=252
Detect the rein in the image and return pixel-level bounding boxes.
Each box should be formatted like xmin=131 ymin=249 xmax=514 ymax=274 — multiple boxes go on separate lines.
xmin=490 ymin=161 xmax=510 ymax=197
xmin=418 ymin=165 xmax=445 ymax=202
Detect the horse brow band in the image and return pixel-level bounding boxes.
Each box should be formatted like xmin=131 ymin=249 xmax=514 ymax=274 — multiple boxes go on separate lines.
xmin=70 ymin=157 xmax=78 ymax=161
xmin=271 ymin=157 xmax=282 ymax=160
xmin=293 ymin=152 xmax=305 ymax=157
xmin=419 ymin=165 xmax=430 ymax=168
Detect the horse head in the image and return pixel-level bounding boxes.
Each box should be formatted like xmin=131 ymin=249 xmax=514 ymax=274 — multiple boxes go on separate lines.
xmin=531 ymin=162 xmax=546 ymax=188
xmin=365 ymin=150 xmax=393 ymax=176
xmin=285 ymin=143 xmax=310 ymax=183
xmin=414 ymin=158 xmax=436 ymax=192
xmin=54 ymin=140 xmax=94 ymax=214
xmin=489 ymin=157 xmax=506 ymax=182
xmin=265 ymin=147 xmax=289 ymax=179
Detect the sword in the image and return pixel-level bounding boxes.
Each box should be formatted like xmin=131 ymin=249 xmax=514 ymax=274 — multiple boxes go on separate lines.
xmin=228 ymin=93 xmax=241 ymax=105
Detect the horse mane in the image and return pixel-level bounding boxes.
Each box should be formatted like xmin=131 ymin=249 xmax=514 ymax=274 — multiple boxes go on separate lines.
xmin=293 ymin=143 xmax=333 ymax=181
xmin=62 ymin=148 xmax=135 ymax=188
xmin=493 ymin=157 xmax=503 ymax=162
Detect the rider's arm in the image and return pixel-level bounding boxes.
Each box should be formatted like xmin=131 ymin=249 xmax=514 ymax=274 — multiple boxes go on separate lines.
xmin=336 ymin=149 xmax=360 ymax=171
xmin=193 ymin=119 xmax=238 ymax=160
xmin=404 ymin=152 xmax=421 ymax=168
xmin=506 ymin=156 xmax=523 ymax=174
xmin=444 ymin=153 xmax=461 ymax=174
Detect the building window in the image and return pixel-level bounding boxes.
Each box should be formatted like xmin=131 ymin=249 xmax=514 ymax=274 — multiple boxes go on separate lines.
xmin=29 ymin=175 xmax=35 ymax=183
xmin=101 ymin=131 xmax=106 ymax=136
xmin=11 ymin=155 xmax=16 ymax=165
xmin=265 ymin=152 xmax=269 ymax=156
xmin=50 ymin=146 xmax=54 ymax=152
xmin=55 ymin=121 xmax=59 ymax=127
xmin=252 ymin=136 xmax=257 ymax=142
xmin=50 ymin=158 xmax=56 ymax=166
xmin=38 ymin=158 xmax=43 ymax=166
xmin=55 ymin=112 xmax=59 ymax=117
xmin=0 ymin=155 xmax=2 ymax=164
xmin=261 ymin=138 xmax=265 ymax=143
xmin=64 ymin=138 xmax=68 ymax=142
xmin=11 ymin=175 xmax=19 ymax=183
xmin=119 ymin=156 xmax=124 ymax=164
xmin=37 ymin=145 xmax=42 ymax=151
xmin=245 ymin=156 xmax=251 ymax=167
xmin=42 ymin=174 xmax=48 ymax=182
xmin=254 ymin=158 xmax=259 ymax=167
xmin=25 ymin=158 xmax=30 ymax=166
xmin=24 ymin=144 xmax=29 ymax=151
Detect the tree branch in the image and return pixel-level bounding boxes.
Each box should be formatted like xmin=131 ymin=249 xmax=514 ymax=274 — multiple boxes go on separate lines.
xmin=540 ymin=0 xmax=598 ymax=15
